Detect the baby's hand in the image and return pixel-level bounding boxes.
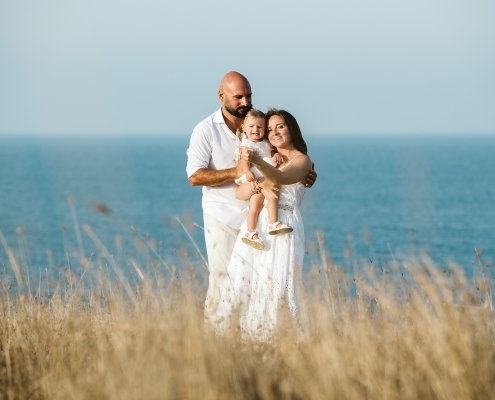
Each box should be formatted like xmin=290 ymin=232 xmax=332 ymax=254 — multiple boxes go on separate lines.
xmin=272 ymin=153 xmax=284 ymax=165
xmin=246 ymin=171 xmax=256 ymax=182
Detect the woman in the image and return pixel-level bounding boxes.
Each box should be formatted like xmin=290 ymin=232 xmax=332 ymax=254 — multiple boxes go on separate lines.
xmin=211 ymin=109 xmax=312 ymax=341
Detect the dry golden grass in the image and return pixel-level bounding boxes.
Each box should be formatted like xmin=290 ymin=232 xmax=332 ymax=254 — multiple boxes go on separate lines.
xmin=1 ymin=231 xmax=494 ymax=399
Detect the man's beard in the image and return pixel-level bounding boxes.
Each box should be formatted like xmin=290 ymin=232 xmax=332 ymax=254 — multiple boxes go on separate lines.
xmin=225 ymin=101 xmax=252 ymax=118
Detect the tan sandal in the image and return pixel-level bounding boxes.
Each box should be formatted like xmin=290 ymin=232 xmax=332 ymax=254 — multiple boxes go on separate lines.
xmin=268 ymin=221 xmax=293 ymax=235
xmin=241 ymin=231 xmax=265 ymax=250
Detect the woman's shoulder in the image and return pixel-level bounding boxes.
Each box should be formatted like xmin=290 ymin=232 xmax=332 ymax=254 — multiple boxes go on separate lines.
xmin=291 ymin=154 xmax=312 ymax=177
xmin=280 ymin=153 xmax=311 ymax=174
xmin=289 ymin=153 xmax=311 ymax=167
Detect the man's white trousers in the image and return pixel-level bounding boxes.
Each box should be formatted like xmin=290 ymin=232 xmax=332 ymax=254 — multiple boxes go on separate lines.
xmin=203 ymin=214 xmax=239 ymax=324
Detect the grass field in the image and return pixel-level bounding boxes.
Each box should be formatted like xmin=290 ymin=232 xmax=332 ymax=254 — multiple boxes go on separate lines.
xmin=1 ymin=224 xmax=494 ymax=399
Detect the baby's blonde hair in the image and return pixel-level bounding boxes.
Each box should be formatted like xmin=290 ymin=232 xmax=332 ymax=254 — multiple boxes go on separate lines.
xmin=244 ymin=108 xmax=265 ymax=121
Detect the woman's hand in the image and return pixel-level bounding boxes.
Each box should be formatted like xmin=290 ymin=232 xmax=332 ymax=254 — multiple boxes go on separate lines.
xmin=239 ymin=146 xmax=261 ymax=165
xmin=258 ymin=176 xmax=280 ymax=199
xmin=235 ymin=177 xmax=279 ymax=200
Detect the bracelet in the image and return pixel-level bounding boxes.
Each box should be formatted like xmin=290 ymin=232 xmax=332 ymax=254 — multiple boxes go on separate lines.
xmin=251 ymin=179 xmax=262 ymax=194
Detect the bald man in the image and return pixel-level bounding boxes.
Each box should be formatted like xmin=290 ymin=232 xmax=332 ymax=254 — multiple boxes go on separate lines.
xmin=186 ymin=72 xmax=315 ymax=323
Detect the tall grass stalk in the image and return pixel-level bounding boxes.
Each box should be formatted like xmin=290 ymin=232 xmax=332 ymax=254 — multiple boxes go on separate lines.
xmin=0 ymin=230 xmax=494 ymax=399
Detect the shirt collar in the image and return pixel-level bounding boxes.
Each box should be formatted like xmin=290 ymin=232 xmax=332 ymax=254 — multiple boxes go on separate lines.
xmin=213 ymin=108 xmax=241 ymax=139
xmin=213 ymin=108 xmax=225 ymax=124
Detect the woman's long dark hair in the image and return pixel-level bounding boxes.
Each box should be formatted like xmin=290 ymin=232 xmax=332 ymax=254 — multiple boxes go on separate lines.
xmin=265 ymin=109 xmax=307 ymax=155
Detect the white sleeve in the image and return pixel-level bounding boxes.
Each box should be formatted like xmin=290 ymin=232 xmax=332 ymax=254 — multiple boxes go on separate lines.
xmin=186 ymin=125 xmax=212 ymax=178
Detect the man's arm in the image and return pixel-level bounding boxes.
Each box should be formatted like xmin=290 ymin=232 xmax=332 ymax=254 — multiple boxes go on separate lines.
xmin=188 ymin=167 xmax=241 ymax=187
xmin=187 ymin=122 xmax=243 ymax=187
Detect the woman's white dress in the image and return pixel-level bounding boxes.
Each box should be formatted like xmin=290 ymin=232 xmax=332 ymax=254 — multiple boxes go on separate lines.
xmin=211 ymin=182 xmax=306 ymax=341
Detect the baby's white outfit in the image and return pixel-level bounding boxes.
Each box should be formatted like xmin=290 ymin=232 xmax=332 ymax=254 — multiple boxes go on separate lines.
xmin=234 ymin=137 xmax=275 ymax=185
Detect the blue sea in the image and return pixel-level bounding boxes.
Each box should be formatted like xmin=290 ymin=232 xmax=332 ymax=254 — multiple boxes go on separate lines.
xmin=0 ymin=133 xmax=494 ymax=283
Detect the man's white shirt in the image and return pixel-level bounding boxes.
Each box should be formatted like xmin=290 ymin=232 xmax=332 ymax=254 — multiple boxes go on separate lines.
xmin=186 ymin=108 xmax=249 ymax=229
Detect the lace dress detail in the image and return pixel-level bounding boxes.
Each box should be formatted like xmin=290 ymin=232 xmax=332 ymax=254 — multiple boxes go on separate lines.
xmin=211 ymin=182 xmax=306 ymax=341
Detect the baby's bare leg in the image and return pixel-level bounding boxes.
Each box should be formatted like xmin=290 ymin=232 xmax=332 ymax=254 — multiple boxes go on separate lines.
xmin=247 ymin=194 xmax=265 ymax=238
xmin=236 ymin=181 xmax=254 ymax=201
xmin=262 ymin=189 xmax=279 ymax=224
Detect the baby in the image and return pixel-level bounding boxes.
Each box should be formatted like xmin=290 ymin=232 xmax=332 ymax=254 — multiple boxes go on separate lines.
xmin=235 ymin=109 xmax=293 ymax=250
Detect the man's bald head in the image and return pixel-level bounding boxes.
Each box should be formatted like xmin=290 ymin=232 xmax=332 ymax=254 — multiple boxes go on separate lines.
xmin=218 ymin=71 xmax=252 ymax=119
xmin=220 ymin=71 xmax=250 ymax=91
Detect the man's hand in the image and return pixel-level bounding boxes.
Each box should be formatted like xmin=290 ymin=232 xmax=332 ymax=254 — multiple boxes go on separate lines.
xmin=305 ymin=162 xmax=317 ymax=188
xmin=246 ymin=171 xmax=256 ymax=182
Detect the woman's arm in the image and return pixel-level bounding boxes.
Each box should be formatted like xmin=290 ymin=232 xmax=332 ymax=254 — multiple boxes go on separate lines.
xmin=241 ymin=148 xmax=312 ymax=185
xmin=257 ymin=156 xmax=311 ymax=185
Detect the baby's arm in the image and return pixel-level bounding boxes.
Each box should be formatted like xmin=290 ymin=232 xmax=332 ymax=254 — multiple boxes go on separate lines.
xmin=239 ymin=158 xmax=256 ymax=182
xmin=272 ymin=153 xmax=284 ymax=165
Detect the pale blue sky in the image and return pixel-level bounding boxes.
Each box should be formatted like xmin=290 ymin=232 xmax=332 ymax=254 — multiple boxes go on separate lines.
xmin=1 ymin=0 xmax=494 ymax=134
